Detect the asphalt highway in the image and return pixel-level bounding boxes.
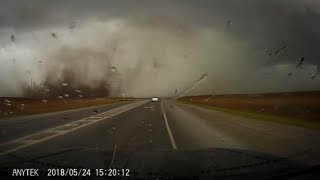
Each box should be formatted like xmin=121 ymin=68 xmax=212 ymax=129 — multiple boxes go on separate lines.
xmin=0 ymin=99 xmax=320 ymax=178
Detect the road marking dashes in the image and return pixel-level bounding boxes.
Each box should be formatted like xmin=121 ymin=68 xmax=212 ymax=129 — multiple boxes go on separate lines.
xmin=0 ymin=100 xmax=149 ymax=155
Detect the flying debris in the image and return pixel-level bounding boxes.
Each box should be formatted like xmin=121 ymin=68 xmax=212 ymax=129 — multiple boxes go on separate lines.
xmin=226 ymin=20 xmax=232 ymax=28
xmin=153 ymin=61 xmax=158 ymax=68
xmin=45 ymin=88 xmax=50 ymax=92
xmin=51 ymin=32 xmax=57 ymax=39
xmin=79 ymin=95 xmax=83 ymax=98
xmin=20 ymin=104 xmax=24 ymax=107
xmin=41 ymin=99 xmax=48 ymax=103
xmin=10 ymin=35 xmax=15 ymax=42
xmin=311 ymin=75 xmax=317 ymax=79
xmin=274 ymin=45 xmax=287 ymax=55
xmin=93 ymin=109 xmax=98 ymax=113
xmin=69 ymin=21 xmax=76 ymax=29
xmin=75 ymin=89 xmax=82 ymax=93
xmin=61 ymin=82 xmax=68 ymax=86
xmin=58 ymin=96 xmax=63 ymax=99
xmin=111 ymin=66 xmax=117 ymax=72
xmin=296 ymin=57 xmax=305 ymax=68
xmin=64 ymin=94 xmax=69 ymax=98
xmin=266 ymin=44 xmax=287 ymax=57
xmin=266 ymin=50 xmax=273 ymax=56
xmin=288 ymin=73 xmax=293 ymax=76
xmin=38 ymin=61 xmax=43 ymax=63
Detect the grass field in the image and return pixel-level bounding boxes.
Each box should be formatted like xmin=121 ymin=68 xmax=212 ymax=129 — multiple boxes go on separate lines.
xmin=178 ymin=91 xmax=320 ymax=129
xmin=0 ymin=97 xmax=136 ymax=118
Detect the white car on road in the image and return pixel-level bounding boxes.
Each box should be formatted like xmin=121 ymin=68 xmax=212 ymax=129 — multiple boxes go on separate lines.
xmin=151 ymin=97 xmax=159 ymax=102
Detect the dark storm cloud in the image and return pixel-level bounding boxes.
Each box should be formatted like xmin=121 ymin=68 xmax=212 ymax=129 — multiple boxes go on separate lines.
xmin=0 ymin=0 xmax=320 ymax=97
xmin=2 ymin=0 xmax=320 ymax=64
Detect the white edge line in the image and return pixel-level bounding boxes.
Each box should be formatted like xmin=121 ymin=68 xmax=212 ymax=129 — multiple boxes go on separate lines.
xmin=161 ymin=101 xmax=178 ymax=150
xmin=0 ymin=100 xmax=149 ymax=155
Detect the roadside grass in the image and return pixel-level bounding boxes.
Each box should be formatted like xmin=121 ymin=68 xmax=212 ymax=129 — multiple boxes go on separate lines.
xmin=177 ymin=100 xmax=320 ymax=130
xmin=0 ymin=97 xmax=134 ymax=118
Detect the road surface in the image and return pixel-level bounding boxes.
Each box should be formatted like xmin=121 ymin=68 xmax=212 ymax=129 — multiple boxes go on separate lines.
xmin=0 ymin=99 xmax=319 ymax=178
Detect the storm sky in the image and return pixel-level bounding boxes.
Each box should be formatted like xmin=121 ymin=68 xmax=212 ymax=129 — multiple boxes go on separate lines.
xmin=0 ymin=0 xmax=320 ymax=97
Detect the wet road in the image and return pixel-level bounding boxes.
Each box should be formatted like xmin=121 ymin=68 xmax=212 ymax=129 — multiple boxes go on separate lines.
xmin=0 ymin=99 xmax=320 ymax=178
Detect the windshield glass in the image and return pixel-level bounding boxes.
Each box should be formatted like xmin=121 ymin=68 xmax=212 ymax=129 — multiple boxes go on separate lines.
xmin=1 ymin=0 xmax=320 ymax=179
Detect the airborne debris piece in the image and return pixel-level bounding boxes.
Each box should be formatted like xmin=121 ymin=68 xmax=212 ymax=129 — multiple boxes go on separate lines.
xmin=311 ymin=75 xmax=316 ymax=79
xmin=45 ymin=88 xmax=50 ymax=92
xmin=69 ymin=21 xmax=76 ymax=29
xmin=64 ymin=94 xmax=69 ymax=98
xmin=41 ymin=100 xmax=48 ymax=103
xmin=6 ymin=103 xmax=11 ymax=106
xmin=274 ymin=45 xmax=287 ymax=55
xmin=288 ymin=73 xmax=293 ymax=76
xmin=51 ymin=32 xmax=57 ymax=39
xmin=296 ymin=57 xmax=305 ymax=67
xmin=93 ymin=109 xmax=98 ymax=113
xmin=266 ymin=50 xmax=273 ymax=56
xmin=78 ymin=95 xmax=83 ymax=98
xmin=226 ymin=20 xmax=232 ymax=28
xmin=10 ymin=35 xmax=15 ymax=42
xmin=75 ymin=89 xmax=82 ymax=93
xmin=58 ymin=96 xmax=63 ymax=99
xmin=20 ymin=104 xmax=24 ymax=107
xmin=110 ymin=66 xmax=117 ymax=72
xmin=61 ymin=82 xmax=68 ymax=86
xmin=38 ymin=61 xmax=43 ymax=63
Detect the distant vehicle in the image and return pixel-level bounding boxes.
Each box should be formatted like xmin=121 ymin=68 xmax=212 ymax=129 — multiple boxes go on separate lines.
xmin=152 ymin=97 xmax=159 ymax=102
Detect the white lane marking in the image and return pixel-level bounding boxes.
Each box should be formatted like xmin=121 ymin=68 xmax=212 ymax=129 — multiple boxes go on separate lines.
xmin=0 ymin=100 xmax=149 ymax=155
xmin=108 ymin=144 xmax=117 ymax=169
xmin=161 ymin=101 xmax=178 ymax=150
